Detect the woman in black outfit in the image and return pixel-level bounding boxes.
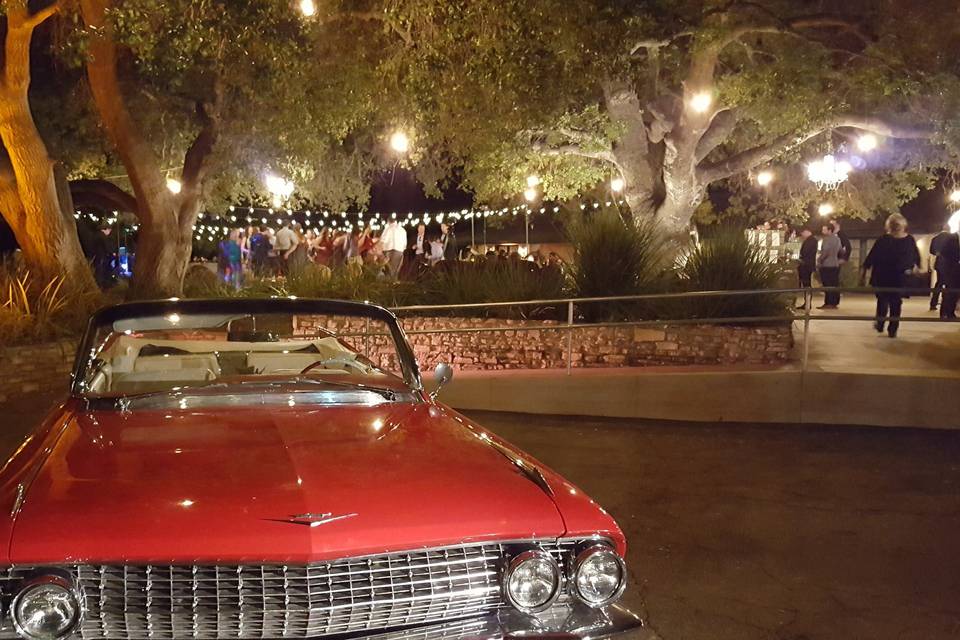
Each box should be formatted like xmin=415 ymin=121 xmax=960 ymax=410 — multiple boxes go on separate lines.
xmin=860 ymin=213 xmax=921 ymax=338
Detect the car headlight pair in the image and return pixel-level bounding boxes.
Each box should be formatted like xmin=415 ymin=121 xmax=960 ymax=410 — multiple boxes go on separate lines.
xmin=9 ymin=575 xmax=82 ymax=640
xmin=504 ymin=545 xmax=626 ymax=613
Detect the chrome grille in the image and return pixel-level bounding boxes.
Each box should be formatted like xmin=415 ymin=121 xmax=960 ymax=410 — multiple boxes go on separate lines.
xmin=0 ymin=539 xmax=586 ymax=640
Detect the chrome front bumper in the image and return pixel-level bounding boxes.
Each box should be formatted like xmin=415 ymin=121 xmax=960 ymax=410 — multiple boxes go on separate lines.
xmin=363 ymin=604 xmax=657 ymax=640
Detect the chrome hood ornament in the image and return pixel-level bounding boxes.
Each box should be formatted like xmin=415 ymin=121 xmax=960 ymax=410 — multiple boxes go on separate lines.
xmin=267 ymin=512 xmax=358 ymax=528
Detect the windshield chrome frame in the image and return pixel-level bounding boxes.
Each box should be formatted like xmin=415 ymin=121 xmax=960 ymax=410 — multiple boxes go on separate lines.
xmin=70 ymin=298 xmax=423 ymax=398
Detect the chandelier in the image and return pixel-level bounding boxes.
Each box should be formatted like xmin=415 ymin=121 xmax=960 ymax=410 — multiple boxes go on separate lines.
xmin=807 ymin=154 xmax=851 ymax=191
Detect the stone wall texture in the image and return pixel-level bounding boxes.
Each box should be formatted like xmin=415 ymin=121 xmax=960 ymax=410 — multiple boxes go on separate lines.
xmin=293 ymin=315 xmax=795 ymax=372
xmin=0 ymin=317 xmax=794 ymax=402
xmin=0 ymin=340 xmax=76 ymax=403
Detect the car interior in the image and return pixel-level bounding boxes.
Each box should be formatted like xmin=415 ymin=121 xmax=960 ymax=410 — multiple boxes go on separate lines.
xmin=85 ymin=334 xmax=378 ymax=395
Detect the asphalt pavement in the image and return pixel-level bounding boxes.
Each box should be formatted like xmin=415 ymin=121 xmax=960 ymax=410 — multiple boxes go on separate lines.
xmin=2 ymin=394 xmax=959 ymax=639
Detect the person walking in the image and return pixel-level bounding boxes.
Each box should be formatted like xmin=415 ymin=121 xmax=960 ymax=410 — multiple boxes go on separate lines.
xmin=796 ymin=228 xmax=818 ymax=309
xmin=938 ymin=229 xmax=960 ymax=320
xmin=817 ymin=223 xmax=842 ymax=309
xmin=380 ymin=219 xmax=407 ymax=278
xmin=860 ymin=213 xmax=921 ymax=338
xmin=929 ymin=224 xmax=953 ymax=311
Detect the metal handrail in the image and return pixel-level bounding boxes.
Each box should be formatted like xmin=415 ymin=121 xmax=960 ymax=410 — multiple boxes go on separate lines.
xmin=383 ymin=286 xmax=959 ymax=378
xmin=390 ymin=286 xmax=960 ymax=312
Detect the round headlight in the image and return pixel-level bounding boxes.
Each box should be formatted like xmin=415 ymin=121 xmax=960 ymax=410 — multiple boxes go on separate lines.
xmin=11 ymin=575 xmax=82 ymax=640
xmin=572 ymin=545 xmax=627 ymax=607
xmin=504 ymin=550 xmax=562 ymax=613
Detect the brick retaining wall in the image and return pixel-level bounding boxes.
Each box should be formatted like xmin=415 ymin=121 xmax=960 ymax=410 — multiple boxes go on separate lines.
xmin=0 ymin=340 xmax=76 ymax=403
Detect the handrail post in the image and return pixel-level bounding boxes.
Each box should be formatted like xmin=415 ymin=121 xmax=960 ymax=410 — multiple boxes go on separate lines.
xmin=801 ymin=290 xmax=811 ymax=373
xmin=566 ymin=301 xmax=574 ymax=375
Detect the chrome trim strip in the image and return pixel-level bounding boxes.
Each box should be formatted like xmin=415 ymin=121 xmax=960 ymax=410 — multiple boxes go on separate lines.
xmin=9 ymin=484 xmax=25 ymax=519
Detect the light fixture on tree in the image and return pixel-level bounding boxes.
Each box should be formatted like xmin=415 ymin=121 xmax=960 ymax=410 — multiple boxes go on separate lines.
xmin=756 ymin=171 xmax=774 ymax=187
xmin=526 ymin=175 xmax=541 ymax=189
xmin=949 ymin=210 xmax=960 ymax=234
xmin=949 ymin=190 xmax=960 ymax=204
xmin=807 ymin=154 xmax=851 ymax=190
xmin=523 ymin=187 xmax=539 ymax=202
xmin=610 ymin=177 xmax=625 ymax=193
xmin=166 ymin=178 xmax=182 ymax=194
xmin=298 ymin=0 xmax=316 ymax=17
xmin=390 ymin=131 xmax=410 ymax=153
xmin=689 ymin=91 xmax=713 ymax=114
xmin=818 ymin=203 xmax=835 ymax=217
xmin=856 ymin=134 xmax=879 ymax=153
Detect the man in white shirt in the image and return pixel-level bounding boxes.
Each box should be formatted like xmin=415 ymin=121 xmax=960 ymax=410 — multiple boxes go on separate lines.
xmin=412 ymin=223 xmax=428 ymax=263
xmin=274 ymin=222 xmax=298 ymax=273
xmin=380 ymin=220 xmax=407 ymax=278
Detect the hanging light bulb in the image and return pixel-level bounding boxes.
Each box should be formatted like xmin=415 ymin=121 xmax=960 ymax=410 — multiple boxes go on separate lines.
xmin=390 ymin=131 xmax=410 ymax=153
xmin=298 ymin=0 xmax=316 ymax=17
xmin=166 ymin=178 xmax=182 ymax=194
xmin=689 ymin=91 xmax=713 ymax=114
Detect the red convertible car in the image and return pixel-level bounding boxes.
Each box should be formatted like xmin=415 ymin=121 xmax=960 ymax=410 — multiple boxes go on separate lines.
xmin=0 ymin=299 xmax=653 ymax=640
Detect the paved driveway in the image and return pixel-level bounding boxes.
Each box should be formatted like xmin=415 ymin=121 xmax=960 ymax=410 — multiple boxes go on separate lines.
xmin=3 ymin=395 xmax=959 ymax=639
xmin=469 ymin=410 xmax=960 ymax=640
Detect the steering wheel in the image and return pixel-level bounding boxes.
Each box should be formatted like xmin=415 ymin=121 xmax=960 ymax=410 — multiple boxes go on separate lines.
xmin=300 ymin=357 xmax=369 ymax=375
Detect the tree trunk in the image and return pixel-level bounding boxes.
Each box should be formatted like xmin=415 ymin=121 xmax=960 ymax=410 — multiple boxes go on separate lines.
xmin=80 ymin=0 xmax=216 ymax=299
xmin=0 ymin=5 xmax=96 ymax=290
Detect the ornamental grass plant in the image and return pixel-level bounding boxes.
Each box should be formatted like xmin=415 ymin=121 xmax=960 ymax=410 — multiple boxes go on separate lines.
xmin=567 ymin=209 xmax=670 ymax=321
xmin=668 ymin=230 xmax=791 ymax=320
xmin=0 ymin=261 xmax=105 ymax=345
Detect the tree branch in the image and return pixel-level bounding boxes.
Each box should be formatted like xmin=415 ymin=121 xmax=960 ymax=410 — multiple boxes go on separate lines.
xmin=23 ymin=0 xmax=61 ymax=29
xmin=69 ymin=179 xmax=138 ymax=213
xmin=697 ymin=115 xmax=938 ymax=183
xmin=695 ymin=108 xmax=740 ymax=163
xmin=531 ymin=142 xmax=619 ymax=167
xmin=317 ymin=11 xmax=413 ymax=47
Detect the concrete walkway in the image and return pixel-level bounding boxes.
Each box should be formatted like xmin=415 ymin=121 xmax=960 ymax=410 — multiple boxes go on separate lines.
xmin=802 ymin=292 xmax=960 ymax=376
xmin=435 ymin=294 xmax=960 ymax=429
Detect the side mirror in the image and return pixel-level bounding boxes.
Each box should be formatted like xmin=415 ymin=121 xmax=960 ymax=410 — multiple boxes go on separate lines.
xmin=431 ymin=363 xmax=454 ymax=400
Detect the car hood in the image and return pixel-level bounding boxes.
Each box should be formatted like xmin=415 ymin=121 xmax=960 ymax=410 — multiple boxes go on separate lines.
xmin=9 ymin=402 xmax=566 ymax=564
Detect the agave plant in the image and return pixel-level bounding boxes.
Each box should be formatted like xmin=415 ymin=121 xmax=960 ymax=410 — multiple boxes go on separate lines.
xmin=670 ymin=230 xmax=790 ymax=320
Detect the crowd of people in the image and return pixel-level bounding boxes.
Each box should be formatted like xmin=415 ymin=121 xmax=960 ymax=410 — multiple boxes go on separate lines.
xmin=794 ymin=213 xmax=959 ymax=338
xmin=214 ymin=219 xmax=461 ymax=284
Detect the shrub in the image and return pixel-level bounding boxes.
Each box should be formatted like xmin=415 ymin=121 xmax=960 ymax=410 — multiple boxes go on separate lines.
xmin=567 ymin=209 xmax=669 ymax=320
xmin=669 ymin=230 xmax=790 ymax=319
xmin=182 ymin=264 xmax=235 ymax=298
xmin=422 ymin=258 xmax=566 ymax=318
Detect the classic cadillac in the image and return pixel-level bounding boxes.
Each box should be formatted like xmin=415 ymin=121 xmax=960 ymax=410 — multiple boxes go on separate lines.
xmin=0 ymin=299 xmax=654 ymax=640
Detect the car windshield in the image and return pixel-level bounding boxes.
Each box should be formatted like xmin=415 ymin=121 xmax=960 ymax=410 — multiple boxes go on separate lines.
xmin=74 ymin=299 xmax=420 ymax=407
